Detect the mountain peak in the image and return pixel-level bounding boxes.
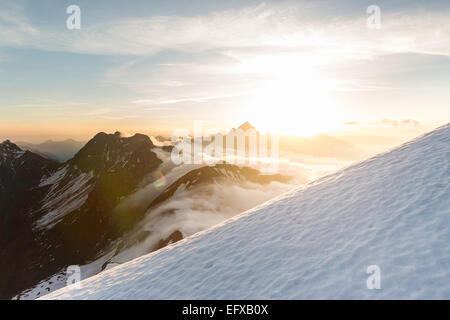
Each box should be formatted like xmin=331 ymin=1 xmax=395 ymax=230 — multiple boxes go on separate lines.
xmin=1 ymin=139 xmax=13 ymax=146
xmin=90 ymin=132 xmax=152 ymax=144
xmin=0 ymin=139 xmax=22 ymax=152
xmin=238 ymin=121 xmax=255 ymax=131
xmin=70 ymin=132 xmax=157 ymax=173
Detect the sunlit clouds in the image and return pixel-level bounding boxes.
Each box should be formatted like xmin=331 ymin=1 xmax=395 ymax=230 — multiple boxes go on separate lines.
xmin=0 ymin=1 xmax=449 ymax=141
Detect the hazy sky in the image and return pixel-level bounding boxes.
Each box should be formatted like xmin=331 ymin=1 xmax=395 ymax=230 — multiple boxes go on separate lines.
xmin=0 ymin=0 xmax=449 ymax=141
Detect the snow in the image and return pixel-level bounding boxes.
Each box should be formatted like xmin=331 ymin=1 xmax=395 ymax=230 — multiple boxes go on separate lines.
xmin=13 ymin=253 xmax=113 ymax=300
xmin=0 ymin=140 xmax=25 ymax=165
xmin=13 ymin=272 xmax=67 ymax=300
xmin=39 ymin=166 xmax=68 ymax=187
xmin=36 ymin=170 xmax=94 ymax=229
xmin=41 ymin=124 xmax=450 ymax=300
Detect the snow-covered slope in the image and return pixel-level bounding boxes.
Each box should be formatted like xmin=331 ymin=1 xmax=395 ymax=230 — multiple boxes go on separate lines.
xmin=42 ymin=124 xmax=450 ymax=300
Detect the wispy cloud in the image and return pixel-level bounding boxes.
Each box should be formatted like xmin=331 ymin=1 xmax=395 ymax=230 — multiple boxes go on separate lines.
xmin=10 ymin=100 xmax=89 ymax=108
xmin=83 ymin=107 xmax=114 ymax=116
xmin=132 ymin=94 xmax=242 ymax=106
xmin=344 ymin=118 xmax=421 ymax=128
xmin=2 ymin=3 xmax=450 ymax=58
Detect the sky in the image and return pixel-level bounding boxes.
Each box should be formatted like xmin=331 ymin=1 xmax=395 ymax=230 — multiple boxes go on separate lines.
xmin=0 ymin=0 xmax=449 ymax=142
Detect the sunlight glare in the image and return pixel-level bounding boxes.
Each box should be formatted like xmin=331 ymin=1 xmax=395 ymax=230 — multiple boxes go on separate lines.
xmin=240 ymin=55 xmax=344 ymax=137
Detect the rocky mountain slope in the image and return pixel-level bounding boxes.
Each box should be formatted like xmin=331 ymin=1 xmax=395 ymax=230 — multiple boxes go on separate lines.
xmin=1 ymin=132 xmax=162 ymax=299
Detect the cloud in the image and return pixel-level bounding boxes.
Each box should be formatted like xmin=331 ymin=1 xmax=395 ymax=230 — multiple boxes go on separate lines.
xmin=66 ymin=101 xmax=89 ymax=106
xmin=132 ymin=94 xmax=242 ymax=106
xmin=2 ymin=3 xmax=450 ymax=58
xmin=344 ymin=118 xmax=421 ymax=128
xmin=0 ymin=2 xmax=38 ymax=46
xmin=83 ymin=107 xmax=114 ymax=116
xmin=106 ymin=149 xmax=348 ymax=266
xmin=380 ymin=118 xmax=420 ymax=128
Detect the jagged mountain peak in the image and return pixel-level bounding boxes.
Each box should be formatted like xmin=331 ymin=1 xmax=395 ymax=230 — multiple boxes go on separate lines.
xmin=88 ymin=131 xmax=153 ymax=146
xmin=0 ymin=139 xmax=21 ymax=150
xmin=238 ymin=121 xmax=256 ymax=131
xmin=69 ymin=131 xmax=157 ymax=173
xmin=0 ymin=140 xmax=25 ymax=163
xmin=228 ymin=121 xmax=257 ymax=134
xmin=0 ymin=140 xmax=59 ymax=165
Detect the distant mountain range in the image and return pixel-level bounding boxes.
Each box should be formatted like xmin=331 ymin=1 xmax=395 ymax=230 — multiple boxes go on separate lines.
xmin=16 ymin=121 xmax=363 ymax=162
xmin=16 ymin=139 xmax=85 ymax=162
xmin=0 ymin=129 xmax=290 ymax=299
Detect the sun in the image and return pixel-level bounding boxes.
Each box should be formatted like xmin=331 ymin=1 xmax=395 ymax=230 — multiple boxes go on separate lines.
xmin=237 ymin=55 xmax=344 ymax=137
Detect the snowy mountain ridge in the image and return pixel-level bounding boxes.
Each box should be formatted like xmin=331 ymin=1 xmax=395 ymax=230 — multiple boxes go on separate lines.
xmin=0 ymin=140 xmax=25 ymax=164
xmin=42 ymin=123 xmax=450 ymax=300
